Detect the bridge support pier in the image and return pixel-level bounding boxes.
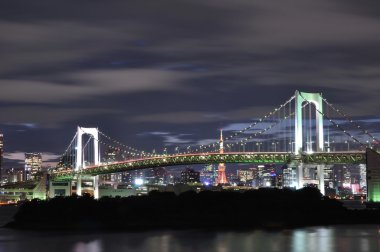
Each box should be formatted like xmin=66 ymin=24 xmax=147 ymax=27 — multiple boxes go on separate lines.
xmin=297 ymin=164 xmax=303 ymax=189
xmin=317 ymin=165 xmax=325 ymax=195
xmin=93 ymin=175 xmax=99 ymax=199
xmin=295 ymin=163 xmax=326 ymax=195
xmin=77 ymin=176 xmax=82 ymax=196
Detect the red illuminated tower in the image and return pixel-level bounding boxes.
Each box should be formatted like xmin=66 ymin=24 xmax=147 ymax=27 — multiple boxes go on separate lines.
xmin=217 ymin=130 xmax=228 ymax=184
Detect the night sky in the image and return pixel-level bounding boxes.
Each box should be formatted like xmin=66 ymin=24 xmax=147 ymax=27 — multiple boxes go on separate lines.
xmin=1 ymin=0 xmax=380 ymax=168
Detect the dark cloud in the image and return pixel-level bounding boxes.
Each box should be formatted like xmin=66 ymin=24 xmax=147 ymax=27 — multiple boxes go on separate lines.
xmin=1 ymin=0 xmax=380 ymax=168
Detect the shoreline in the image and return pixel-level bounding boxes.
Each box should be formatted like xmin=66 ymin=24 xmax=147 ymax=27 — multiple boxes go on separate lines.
xmin=5 ymin=188 xmax=380 ymax=232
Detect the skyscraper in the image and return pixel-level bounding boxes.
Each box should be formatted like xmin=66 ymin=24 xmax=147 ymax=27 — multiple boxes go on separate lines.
xmin=25 ymin=153 xmax=42 ymax=180
xmin=216 ymin=130 xmax=228 ymax=184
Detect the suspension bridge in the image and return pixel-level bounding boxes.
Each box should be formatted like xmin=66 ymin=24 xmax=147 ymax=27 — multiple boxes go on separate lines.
xmin=4 ymin=91 xmax=380 ymax=201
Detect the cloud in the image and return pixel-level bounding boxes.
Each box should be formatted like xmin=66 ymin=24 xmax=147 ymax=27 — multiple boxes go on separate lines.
xmin=162 ymin=135 xmax=192 ymax=145
xmin=138 ymin=132 xmax=170 ymax=136
xmin=4 ymin=151 xmax=60 ymax=165
xmin=1 ymin=0 xmax=380 ymax=166
xmin=132 ymin=111 xmax=222 ymax=124
xmin=0 ymin=69 xmax=192 ymax=104
xmin=0 ymin=106 xmax=118 ymax=128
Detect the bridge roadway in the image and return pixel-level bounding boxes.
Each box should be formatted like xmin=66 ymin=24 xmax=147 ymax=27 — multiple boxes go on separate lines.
xmin=51 ymin=151 xmax=367 ymax=181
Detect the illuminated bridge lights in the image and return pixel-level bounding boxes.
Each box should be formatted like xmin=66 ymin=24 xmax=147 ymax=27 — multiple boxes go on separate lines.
xmin=302 ymin=152 xmax=366 ymax=164
xmin=50 ymin=151 xmax=367 ymax=181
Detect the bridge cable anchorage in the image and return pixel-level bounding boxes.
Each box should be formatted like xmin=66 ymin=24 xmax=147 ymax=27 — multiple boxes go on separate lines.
xmin=174 ymin=95 xmax=296 ymax=154
xmin=96 ymin=129 xmax=155 ymax=157
xmin=298 ymin=93 xmax=367 ymax=148
xmin=322 ymin=97 xmax=380 ymax=145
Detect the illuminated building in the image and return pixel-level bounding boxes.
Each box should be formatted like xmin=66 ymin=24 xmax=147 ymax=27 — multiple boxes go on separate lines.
xmin=366 ymin=148 xmax=380 ymax=202
xmin=216 ymin=130 xmax=228 ymax=184
xmin=121 ymin=170 xmax=145 ymax=185
xmin=342 ymin=166 xmax=351 ymax=188
xmin=181 ymin=168 xmax=200 ymax=184
xmin=200 ymin=164 xmax=216 ymax=185
xmin=6 ymin=168 xmax=24 ymax=183
xmin=145 ymin=167 xmax=168 ymax=185
xmin=25 ymin=153 xmax=42 ymax=180
xmin=283 ymin=167 xmax=297 ymax=188
xmin=238 ymin=169 xmax=254 ymax=182
xmin=262 ymin=171 xmax=277 ymax=187
xmin=359 ymin=164 xmax=366 ymax=193
xmin=237 ymin=167 xmax=257 ymax=186
xmin=0 ymin=134 xmax=3 ymax=179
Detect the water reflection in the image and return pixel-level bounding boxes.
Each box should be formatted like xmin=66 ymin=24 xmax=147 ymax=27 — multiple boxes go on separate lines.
xmin=291 ymin=228 xmax=333 ymax=252
xmin=73 ymin=240 xmax=102 ymax=252
xmin=0 ymin=226 xmax=380 ymax=252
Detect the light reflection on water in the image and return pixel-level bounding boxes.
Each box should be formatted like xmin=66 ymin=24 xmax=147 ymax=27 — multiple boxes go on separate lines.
xmin=0 ymin=225 xmax=380 ymax=252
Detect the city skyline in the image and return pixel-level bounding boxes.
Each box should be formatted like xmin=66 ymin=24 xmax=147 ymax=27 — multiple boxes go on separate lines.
xmin=1 ymin=0 xmax=380 ymax=169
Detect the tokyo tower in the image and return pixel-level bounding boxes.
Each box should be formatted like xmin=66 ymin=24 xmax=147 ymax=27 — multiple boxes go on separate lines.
xmin=216 ymin=130 xmax=228 ymax=184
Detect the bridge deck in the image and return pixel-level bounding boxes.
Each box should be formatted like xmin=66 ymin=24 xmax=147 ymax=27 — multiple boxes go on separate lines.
xmin=51 ymin=151 xmax=366 ymax=181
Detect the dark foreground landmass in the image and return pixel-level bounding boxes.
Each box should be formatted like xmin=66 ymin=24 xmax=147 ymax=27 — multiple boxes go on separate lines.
xmin=6 ymin=188 xmax=380 ymax=231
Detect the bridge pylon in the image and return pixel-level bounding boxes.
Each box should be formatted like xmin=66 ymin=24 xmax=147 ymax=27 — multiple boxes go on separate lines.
xmin=75 ymin=126 xmax=100 ymax=198
xmin=294 ymin=91 xmax=324 ymax=154
xmin=75 ymin=126 xmax=100 ymax=170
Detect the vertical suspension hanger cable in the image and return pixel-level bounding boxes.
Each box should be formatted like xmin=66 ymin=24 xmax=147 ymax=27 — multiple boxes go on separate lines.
xmin=303 ymin=101 xmax=306 ymax=152
xmin=309 ymin=102 xmax=312 ymax=152
xmin=282 ymin=105 xmax=285 ymax=152
xmin=288 ymin=99 xmax=290 ymax=152
xmin=327 ymin=98 xmax=330 ymax=152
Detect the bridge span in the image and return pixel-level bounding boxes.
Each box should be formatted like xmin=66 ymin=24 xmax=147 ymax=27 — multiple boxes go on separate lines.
xmin=51 ymin=151 xmax=367 ymax=181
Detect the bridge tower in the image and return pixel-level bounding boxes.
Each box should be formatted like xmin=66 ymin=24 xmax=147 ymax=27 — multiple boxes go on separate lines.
xmin=217 ymin=130 xmax=228 ymax=184
xmin=75 ymin=127 xmax=100 ymax=198
xmin=75 ymin=127 xmax=100 ymax=170
xmin=294 ymin=90 xmax=324 ymax=154
xmin=294 ymin=91 xmax=326 ymax=194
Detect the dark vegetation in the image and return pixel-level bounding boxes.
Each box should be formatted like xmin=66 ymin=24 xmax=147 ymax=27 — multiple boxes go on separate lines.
xmin=6 ymin=188 xmax=380 ymax=231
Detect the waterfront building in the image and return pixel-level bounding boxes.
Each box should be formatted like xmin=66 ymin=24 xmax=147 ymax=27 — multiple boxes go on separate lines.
xmin=0 ymin=134 xmax=3 ymax=180
xmin=283 ymin=167 xmax=297 ymax=188
xmin=237 ymin=169 xmax=254 ymax=182
xmin=237 ymin=167 xmax=257 ymax=186
xmin=262 ymin=171 xmax=277 ymax=187
xmin=6 ymin=168 xmax=24 ymax=183
xmin=200 ymin=164 xmax=216 ymax=185
xmin=181 ymin=168 xmax=200 ymax=184
xmin=25 ymin=153 xmax=42 ymax=180
xmin=359 ymin=164 xmax=367 ymax=193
